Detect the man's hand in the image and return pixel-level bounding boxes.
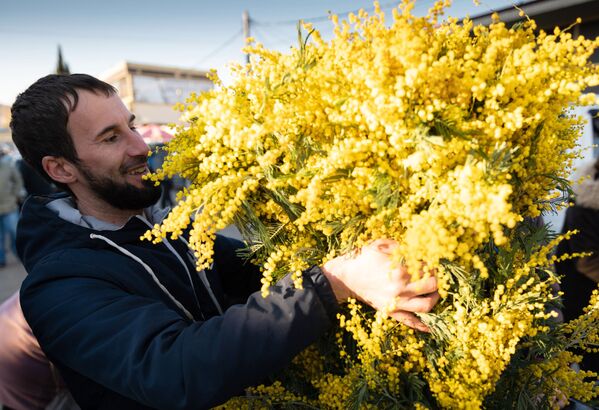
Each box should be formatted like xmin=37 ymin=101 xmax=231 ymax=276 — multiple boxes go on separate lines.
xmin=321 ymin=239 xmax=439 ymax=332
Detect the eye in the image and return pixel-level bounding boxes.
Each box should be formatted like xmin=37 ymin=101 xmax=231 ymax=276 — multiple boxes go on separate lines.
xmin=105 ymin=135 xmax=119 ymax=143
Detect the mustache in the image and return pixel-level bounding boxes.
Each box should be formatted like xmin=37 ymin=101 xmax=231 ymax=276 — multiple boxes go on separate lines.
xmin=120 ymin=156 xmax=149 ymax=174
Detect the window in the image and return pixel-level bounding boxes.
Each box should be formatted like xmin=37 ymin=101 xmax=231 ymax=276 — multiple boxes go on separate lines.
xmin=132 ymin=75 xmax=211 ymax=104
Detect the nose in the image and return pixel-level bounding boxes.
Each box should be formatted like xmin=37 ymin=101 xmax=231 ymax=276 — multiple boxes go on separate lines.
xmin=127 ymin=128 xmax=150 ymax=158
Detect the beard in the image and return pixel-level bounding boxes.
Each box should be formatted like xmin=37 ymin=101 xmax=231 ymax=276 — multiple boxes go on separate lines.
xmin=77 ymin=158 xmax=162 ymax=210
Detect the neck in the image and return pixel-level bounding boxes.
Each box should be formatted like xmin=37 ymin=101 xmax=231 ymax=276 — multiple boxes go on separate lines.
xmin=75 ymin=193 xmax=142 ymax=226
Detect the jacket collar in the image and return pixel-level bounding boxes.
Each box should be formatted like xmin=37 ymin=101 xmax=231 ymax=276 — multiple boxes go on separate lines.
xmin=46 ymin=196 xmax=169 ymax=231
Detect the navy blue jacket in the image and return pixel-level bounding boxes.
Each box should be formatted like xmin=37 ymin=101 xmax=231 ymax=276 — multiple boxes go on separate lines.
xmin=18 ymin=194 xmax=338 ymax=409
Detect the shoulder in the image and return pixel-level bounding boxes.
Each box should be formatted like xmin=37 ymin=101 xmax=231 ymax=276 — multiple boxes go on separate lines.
xmin=33 ymin=247 xmax=130 ymax=271
xmin=21 ymin=248 xmax=135 ymax=294
xmin=19 ymin=248 xmax=143 ymax=328
xmin=563 ymin=204 xmax=599 ymax=227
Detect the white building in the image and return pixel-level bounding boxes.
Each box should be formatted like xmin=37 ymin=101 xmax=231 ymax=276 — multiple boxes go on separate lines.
xmin=101 ymin=61 xmax=213 ymax=125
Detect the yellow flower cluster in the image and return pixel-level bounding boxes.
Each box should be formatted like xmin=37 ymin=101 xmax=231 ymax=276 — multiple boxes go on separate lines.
xmin=426 ymin=263 xmax=557 ymax=408
xmin=338 ymin=300 xmax=426 ymax=385
xmin=146 ymin=0 xmax=599 ymax=407
xmin=148 ymin=0 xmax=598 ymax=285
xmin=565 ymin=289 xmax=599 ymax=354
xmin=522 ymin=350 xmax=599 ymax=408
xmin=336 ymin=300 xmax=429 ymax=407
xmin=215 ymin=380 xmax=307 ymax=409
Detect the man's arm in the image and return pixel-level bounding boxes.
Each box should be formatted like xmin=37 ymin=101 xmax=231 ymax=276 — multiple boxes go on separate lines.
xmin=22 ymin=241 xmax=438 ymax=409
xmin=213 ymin=235 xmax=439 ymax=331
xmin=21 ymin=259 xmax=337 ymax=409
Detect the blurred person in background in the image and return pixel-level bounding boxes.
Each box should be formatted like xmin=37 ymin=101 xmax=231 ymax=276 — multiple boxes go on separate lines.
xmin=555 ymin=157 xmax=599 ymax=374
xmin=0 ymin=143 xmax=23 ymax=268
xmin=0 ymin=291 xmax=78 ymax=410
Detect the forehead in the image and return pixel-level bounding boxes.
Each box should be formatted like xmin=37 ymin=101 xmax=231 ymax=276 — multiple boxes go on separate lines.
xmin=66 ymin=90 xmax=130 ymax=141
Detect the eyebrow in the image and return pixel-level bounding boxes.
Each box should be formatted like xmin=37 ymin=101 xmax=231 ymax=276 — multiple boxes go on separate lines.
xmin=95 ymin=114 xmax=136 ymax=139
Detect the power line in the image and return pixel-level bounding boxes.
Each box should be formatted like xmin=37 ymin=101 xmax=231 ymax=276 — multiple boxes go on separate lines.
xmin=204 ymin=3 xmax=421 ymax=67
xmin=252 ymin=1 xmax=399 ymax=26
xmin=252 ymin=24 xmax=294 ymax=48
xmin=252 ymin=0 xmax=518 ymax=28
xmin=191 ymin=28 xmax=244 ymax=67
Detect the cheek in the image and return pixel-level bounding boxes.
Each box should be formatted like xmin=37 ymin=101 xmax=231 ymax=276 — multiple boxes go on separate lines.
xmin=82 ymin=155 xmax=124 ymax=175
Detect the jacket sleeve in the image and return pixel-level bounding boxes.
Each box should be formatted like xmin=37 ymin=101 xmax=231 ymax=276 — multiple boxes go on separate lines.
xmin=20 ymin=258 xmax=338 ymax=410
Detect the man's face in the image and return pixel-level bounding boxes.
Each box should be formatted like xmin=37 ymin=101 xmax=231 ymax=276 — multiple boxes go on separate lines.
xmin=66 ymin=90 xmax=161 ymax=210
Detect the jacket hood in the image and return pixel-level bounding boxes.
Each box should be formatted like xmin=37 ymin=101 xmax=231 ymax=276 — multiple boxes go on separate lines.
xmin=17 ymin=192 xmax=168 ymax=272
xmin=572 ymin=160 xmax=599 ymax=210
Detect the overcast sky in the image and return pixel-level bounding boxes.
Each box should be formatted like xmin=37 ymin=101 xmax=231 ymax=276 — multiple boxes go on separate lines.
xmin=0 ymin=0 xmax=518 ymax=105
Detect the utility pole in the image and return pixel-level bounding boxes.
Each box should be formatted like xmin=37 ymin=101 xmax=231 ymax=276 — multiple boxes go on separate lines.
xmin=242 ymin=10 xmax=250 ymax=64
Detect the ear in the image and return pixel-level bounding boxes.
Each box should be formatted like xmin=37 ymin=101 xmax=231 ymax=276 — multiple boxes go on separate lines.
xmin=41 ymin=156 xmax=78 ymax=185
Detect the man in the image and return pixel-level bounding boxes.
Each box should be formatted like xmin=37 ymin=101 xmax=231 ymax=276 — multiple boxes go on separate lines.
xmin=10 ymin=74 xmax=439 ymax=410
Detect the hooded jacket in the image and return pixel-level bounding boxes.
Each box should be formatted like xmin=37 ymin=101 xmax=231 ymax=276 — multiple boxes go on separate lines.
xmin=18 ymin=193 xmax=338 ymax=410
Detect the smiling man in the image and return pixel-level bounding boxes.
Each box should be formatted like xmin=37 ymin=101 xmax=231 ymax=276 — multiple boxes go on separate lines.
xmin=9 ymin=74 xmax=439 ymax=410
xmin=41 ymin=88 xmax=161 ymax=223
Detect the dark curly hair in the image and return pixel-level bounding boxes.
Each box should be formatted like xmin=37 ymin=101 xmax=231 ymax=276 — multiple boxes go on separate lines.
xmin=10 ymin=74 xmax=116 ymax=193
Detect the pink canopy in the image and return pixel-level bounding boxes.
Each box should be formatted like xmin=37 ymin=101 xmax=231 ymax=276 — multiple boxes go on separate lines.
xmin=137 ymin=124 xmax=174 ymax=144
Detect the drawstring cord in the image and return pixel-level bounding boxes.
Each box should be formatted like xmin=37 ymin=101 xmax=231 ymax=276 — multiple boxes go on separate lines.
xmin=179 ymin=236 xmax=223 ymax=315
xmin=156 ymin=236 xmax=206 ymax=320
xmin=135 ymin=215 xmax=223 ymax=316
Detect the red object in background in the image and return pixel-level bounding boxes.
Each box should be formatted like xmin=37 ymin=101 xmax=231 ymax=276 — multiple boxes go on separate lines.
xmin=137 ymin=124 xmax=174 ymax=144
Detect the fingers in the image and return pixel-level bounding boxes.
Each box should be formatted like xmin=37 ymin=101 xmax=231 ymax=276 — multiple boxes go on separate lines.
xmin=386 ymin=291 xmax=439 ymax=332
xmin=370 ymin=238 xmax=398 ymax=255
xmin=388 ymin=310 xmax=430 ymax=333
xmin=385 ymin=265 xmax=439 ymax=315
xmin=403 ymin=275 xmax=438 ymax=297
xmin=333 ymin=240 xmax=440 ymax=333
xmin=392 ymin=291 xmax=440 ymax=313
